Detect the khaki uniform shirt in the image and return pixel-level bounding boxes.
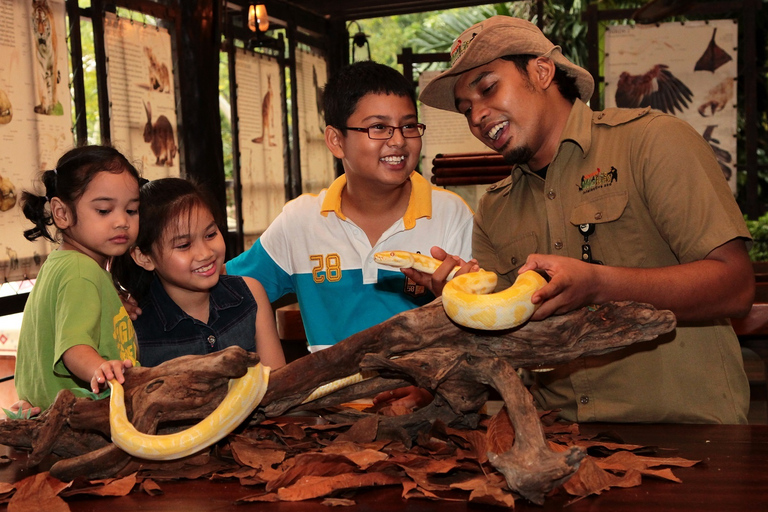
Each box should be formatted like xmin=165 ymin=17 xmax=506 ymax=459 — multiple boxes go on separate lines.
xmin=473 ymin=100 xmax=750 ymax=424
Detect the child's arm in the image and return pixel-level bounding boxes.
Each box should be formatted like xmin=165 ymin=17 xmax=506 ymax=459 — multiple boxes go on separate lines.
xmin=244 ymin=277 xmax=286 ymax=369
xmin=61 ymin=345 xmax=133 ymax=393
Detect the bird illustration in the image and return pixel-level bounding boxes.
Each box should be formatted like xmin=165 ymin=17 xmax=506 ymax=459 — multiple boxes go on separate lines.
xmin=615 ymin=64 xmax=693 ymax=115
xmin=694 ymin=28 xmax=733 ymax=73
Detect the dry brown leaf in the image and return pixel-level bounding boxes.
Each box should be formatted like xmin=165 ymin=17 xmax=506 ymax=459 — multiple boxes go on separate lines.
xmin=322 ymin=497 xmax=357 ymax=506
xmin=486 ymin=406 xmax=515 ymax=455
xmin=596 ymin=450 xmax=699 ymax=471
xmin=266 ymin=452 xmax=358 ymax=492
xmin=563 ymin=457 xmax=642 ymax=498
xmin=276 ymin=421 xmax=307 ymax=440
xmin=230 ymin=443 xmax=285 ymax=481
xmin=335 ymin=414 xmax=378 ymax=444
xmin=449 ymin=472 xmax=507 ymax=491
xmin=343 ymin=448 xmax=389 ymax=470
xmin=139 ymin=478 xmax=164 ymax=496
xmin=468 ymin=481 xmax=517 ymax=508
xmin=8 ymin=473 xmax=71 ymax=512
xmin=61 ymin=473 xmax=137 ymax=497
xmin=276 ymin=472 xmax=403 ymax=501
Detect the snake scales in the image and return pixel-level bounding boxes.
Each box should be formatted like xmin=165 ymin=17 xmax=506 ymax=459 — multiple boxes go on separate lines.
xmin=109 ymin=251 xmax=546 ymax=461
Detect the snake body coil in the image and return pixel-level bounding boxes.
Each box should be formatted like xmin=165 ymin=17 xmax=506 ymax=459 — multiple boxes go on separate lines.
xmin=374 ymin=250 xmax=547 ymax=330
xmin=109 ymin=364 xmax=269 ymax=460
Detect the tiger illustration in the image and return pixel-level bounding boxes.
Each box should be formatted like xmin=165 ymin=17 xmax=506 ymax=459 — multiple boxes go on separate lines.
xmin=31 ymin=0 xmax=60 ymax=115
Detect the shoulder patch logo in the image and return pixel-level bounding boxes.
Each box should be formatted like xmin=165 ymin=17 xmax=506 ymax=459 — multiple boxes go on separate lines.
xmin=578 ymin=166 xmax=618 ymax=193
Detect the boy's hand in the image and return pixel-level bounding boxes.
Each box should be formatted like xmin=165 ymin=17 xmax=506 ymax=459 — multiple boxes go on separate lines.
xmin=400 ymin=246 xmax=478 ymax=296
xmin=91 ymin=359 xmax=133 ymax=393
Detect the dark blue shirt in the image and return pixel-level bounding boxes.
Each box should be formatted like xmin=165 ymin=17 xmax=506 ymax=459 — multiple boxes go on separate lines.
xmin=134 ymin=275 xmax=257 ymax=366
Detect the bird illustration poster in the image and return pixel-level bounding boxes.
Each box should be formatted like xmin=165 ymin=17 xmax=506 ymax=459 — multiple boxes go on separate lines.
xmin=0 ymin=0 xmax=71 ymax=282
xmin=103 ymin=13 xmax=179 ymax=181
xmin=235 ymin=50 xmax=285 ymax=236
xmin=296 ymin=49 xmax=335 ymax=194
xmin=604 ymin=20 xmax=738 ymax=193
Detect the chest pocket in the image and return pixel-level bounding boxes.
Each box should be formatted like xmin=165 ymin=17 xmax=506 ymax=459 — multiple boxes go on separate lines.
xmin=491 ymin=232 xmax=538 ymax=289
xmin=569 ymin=190 xmax=628 ymax=227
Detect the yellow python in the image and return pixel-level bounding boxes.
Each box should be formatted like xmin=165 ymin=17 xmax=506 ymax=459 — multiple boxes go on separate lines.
xmin=108 ymin=364 xmax=269 ymax=461
xmin=374 ymin=250 xmax=548 ymax=330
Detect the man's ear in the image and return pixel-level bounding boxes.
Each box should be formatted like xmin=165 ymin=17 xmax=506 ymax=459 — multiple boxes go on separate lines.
xmin=533 ymin=57 xmax=556 ymax=91
xmin=131 ymin=246 xmax=156 ymax=272
xmin=324 ymin=125 xmax=346 ymax=159
xmin=50 ymin=197 xmax=72 ymax=230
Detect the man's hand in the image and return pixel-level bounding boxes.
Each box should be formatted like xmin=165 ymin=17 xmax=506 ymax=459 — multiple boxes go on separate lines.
xmin=518 ymin=254 xmax=601 ymax=321
xmin=400 ymin=246 xmax=478 ymax=296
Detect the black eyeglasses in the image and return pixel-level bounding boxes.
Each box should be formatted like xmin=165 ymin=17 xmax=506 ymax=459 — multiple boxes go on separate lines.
xmin=344 ymin=123 xmax=426 ymax=140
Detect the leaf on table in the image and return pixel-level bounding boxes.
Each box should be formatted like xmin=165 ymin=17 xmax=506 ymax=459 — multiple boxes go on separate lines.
xmin=237 ymin=490 xmax=281 ymax=503
xmin=401 ymin=480 xmax=443 ymax=500
xmin=139 ymin=478 xmax=164 ymax=496
xmin=596 ymin=450 xmax=699 ymax=471
xmin=265 ymin=452 xmax=359 ymax=492
xmin=335 ymin=414 xmax=378 ymax=444
xmin=276 ymin=472 xmax=403 ymax=501
xmin=60 ymin=473 xmax=137 ymax=497
xmin=7 ymin=472 xmax=71 ymax=512
xmin=230 ymin=443 xmax=285 ymax=480
xmin=486 ymin=406 xmax=515 ymax=455
xmin=468 ymin=481 xmax=517 ymax=509
xmin=342 ymin=448 xmax=389 ymax=470
xmin=562 ymin=457 xmax=642 ymax=498
xmin=322 ymin=497 xmax=357 ymax=506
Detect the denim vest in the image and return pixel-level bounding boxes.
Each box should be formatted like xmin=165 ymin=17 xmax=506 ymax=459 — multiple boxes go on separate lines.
xmin=134 ymin=275 xmax=257 ymax=366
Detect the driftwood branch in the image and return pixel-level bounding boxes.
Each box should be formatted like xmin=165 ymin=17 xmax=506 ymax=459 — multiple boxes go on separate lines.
xmin=0 ymin=299 xmax=675 ymax=501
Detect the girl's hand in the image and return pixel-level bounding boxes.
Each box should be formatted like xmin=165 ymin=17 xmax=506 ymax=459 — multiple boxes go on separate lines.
xmin=8 ymin=399 xmax=41 ymax=418
xmin=91 ymin=359 xmax=133 ymax=393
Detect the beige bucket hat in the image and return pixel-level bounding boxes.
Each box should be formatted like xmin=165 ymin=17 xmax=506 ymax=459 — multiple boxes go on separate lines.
xmin=419 ymin=16 xmax=595 ymax=113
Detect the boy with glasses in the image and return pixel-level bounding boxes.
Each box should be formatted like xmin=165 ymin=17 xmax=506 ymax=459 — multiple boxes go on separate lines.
xmin=226 ymin=62 xmax=475 ymax=406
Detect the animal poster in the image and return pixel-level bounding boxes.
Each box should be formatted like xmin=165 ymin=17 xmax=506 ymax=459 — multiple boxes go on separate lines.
xmin=418 ymin=70 xmax=489 ymax=209
xmin=604 ymin=20 xmax=738 ymax=193
xmin=235 ymin=50 xmax=285 ymax=236
xmin=103 ymin=13 xmax=179 ymax=181
xmin=295 ymin=49 xmax=335 ymax=194
xmin=0 ymin=0 xmax=71 ymax=283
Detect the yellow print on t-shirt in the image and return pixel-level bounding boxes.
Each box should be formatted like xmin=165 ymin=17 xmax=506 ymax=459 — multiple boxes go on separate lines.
xmin=310 ymin=253 xmax=342 ymax=283
xmin=113 ymin=306 xmax=138 ymax=364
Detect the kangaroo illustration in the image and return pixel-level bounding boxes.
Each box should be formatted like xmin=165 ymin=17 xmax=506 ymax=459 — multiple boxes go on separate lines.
xmin=252 ymin=75 xmax=277 ymax=146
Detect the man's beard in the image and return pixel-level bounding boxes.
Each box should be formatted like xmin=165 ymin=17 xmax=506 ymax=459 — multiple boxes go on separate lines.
xmin=500 ymin=144 xmax=534 ymax=166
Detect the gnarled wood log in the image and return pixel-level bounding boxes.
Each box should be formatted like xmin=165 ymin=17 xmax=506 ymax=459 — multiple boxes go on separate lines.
xmin=0 ymin=299 xmax=675 ymax=502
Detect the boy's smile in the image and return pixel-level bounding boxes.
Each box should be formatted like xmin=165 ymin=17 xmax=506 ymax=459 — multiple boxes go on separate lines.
xmin=333 ymin=93 xmax=422 ymax=189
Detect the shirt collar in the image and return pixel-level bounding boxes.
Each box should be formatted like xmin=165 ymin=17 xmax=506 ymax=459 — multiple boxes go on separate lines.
xmin=319 ymin=171 xmax=433 ymax=230
xmin=146 ymin=275 xmax=244 ymax=331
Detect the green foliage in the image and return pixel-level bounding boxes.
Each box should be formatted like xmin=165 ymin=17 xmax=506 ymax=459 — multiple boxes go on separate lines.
xmin=745 ymin=213 xmax=768 ymax=262
xmin=2 ymin=407 xmax=33 ymax=420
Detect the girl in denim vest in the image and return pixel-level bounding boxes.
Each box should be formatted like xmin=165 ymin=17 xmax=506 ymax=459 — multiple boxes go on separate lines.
xmin=114 ymin=178 xmax=285 ymax=369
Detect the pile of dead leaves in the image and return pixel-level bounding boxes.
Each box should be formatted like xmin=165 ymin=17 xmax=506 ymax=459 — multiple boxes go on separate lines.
xmin=0 ymin=406 xmax=698 ymax=510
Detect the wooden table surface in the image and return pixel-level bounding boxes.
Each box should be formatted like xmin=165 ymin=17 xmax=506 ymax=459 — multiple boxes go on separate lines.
xmin=2 ymin=422 xmax=767 ymax=511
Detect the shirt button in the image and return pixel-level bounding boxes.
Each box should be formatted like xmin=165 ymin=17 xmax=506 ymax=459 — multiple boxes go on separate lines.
xmin=597 ymin=112 xmax=604 ymax=119
xmin=594 ymin=212 xmax=603 ymax=220
xmin=580 ymin=395 xmax=589 ymax=405
xmin=207 ymin=335 xmax=216 ymax=346
xmin=547 ymin=190 xmax=556 ymax=200
xmin=554 ymin=241 xmax=563 ymax=250
xmin=510 ymin=257 xmax=517 ymax=265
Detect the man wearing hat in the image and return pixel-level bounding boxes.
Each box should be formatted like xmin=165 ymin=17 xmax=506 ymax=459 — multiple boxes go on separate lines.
xmin=417 ymin=16 xmax=754 ymax=424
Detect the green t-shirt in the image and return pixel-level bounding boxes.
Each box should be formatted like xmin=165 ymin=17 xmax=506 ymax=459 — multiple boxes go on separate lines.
xmin=15 ymin=250 xmax=138 ymax=410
